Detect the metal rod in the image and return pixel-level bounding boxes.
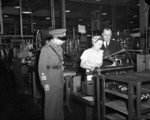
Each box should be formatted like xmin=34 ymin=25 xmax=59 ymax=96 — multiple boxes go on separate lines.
xmin=61 ymin=0 xmax=66 ymax=28
xmin=30 ymin=14 xmax=33 ymax=34
xmin=111 ymin=0 xmax=114 ymax=31
xmin=19 ymin=0 xmax=23 ymax=38
xmin=144 ymin=4 xmax=149 ymax=70
xmin=0 ymin=0 xmax=3 ymax=34
xmin=50 ymin=0 xmax=55 ymax=28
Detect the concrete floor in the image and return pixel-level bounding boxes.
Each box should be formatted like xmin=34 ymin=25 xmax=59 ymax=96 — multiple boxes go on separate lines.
xmin=0 ymin=72 xmax=85 ymax=120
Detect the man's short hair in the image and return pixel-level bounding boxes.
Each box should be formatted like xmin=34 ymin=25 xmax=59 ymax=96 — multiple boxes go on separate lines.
xmin=103 ymin=27 xmax=112 ymax=32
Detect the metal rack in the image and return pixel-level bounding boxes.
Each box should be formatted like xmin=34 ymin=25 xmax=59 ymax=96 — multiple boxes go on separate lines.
xmin=97 ymin=70 xmax=150 ymax=120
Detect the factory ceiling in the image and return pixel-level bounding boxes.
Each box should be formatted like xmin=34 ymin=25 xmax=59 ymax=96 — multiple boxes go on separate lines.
xmin=1 ymin=0 xmax=141 ymax=35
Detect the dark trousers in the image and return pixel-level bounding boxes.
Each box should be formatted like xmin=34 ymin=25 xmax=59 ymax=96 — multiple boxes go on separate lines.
xmin=12 ymin=58 xmax=25 ymax=93
xmin=44 ymin=87 xmax=64 ymax=120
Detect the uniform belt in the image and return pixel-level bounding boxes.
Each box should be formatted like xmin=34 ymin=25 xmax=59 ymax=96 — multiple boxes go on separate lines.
xmin=47 ymin=65 xmax=61 ymax=70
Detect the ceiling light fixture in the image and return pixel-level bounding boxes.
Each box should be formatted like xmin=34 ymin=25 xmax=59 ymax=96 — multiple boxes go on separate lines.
xmin=3 ymin=15 xmax=9 ymax=18
xmin=22 ymin=8 xmax=32 ymax=14
xmin=65 ymin=10 xmax=71 ymax=13
xmin=45 ymin=17 xmax=51 ymax=20
xmin=78 ymin=19 xmax=83 ymax=21
xmin=133 ymin=15 xmax=138 ymax=18
xmin=22 ymin=0 xmax=32 ymax=14
xmin=14 ymin=0 xmax=20 ymax=9
xmin=102 ymin=13 xmax=107 ymax=15
xmin=14 ymin=5 xmax=20 ymax=9
xmin=130 ymin=21 xmax=133 ymax=24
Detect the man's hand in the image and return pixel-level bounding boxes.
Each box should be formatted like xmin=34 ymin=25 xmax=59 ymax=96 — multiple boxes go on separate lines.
xmin=44 ymin=84 xmax=50 ymax=91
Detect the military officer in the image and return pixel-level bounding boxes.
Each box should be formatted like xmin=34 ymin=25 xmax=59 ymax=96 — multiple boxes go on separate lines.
xmin=38 ymin=28 xmax=66 ymax=120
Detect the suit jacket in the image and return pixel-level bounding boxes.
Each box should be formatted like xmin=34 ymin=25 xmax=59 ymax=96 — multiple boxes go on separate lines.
xmin=102 ymin=40 xmax=122 ymax=57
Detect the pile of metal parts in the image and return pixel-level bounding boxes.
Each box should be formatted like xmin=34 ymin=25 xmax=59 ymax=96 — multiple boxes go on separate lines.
xmin=105 ymin=82 xmax=150 ymax=101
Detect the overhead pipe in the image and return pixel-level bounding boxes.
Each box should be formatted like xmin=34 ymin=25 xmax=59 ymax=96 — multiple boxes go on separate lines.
xmin=30 ymin=14 xmax=33 ymax=34
xmin=19 ymin=0 xmax=23 ymax=38
xmin=50 ymin=0 xmax=55 ymax=28
xmin=0 ymin=0 xmax=3 ymax=34
xmin=111 ymin=0 xmax=116 ymax=33
xmin=139 ymin=0 xmax=150 ymax=70
xmin=61 ymin=0 xmax=66 ymax=28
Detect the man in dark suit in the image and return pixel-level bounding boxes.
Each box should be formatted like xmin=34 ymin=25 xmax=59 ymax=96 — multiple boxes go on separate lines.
xmin=101 ymin=27 xmax=122 ymax=66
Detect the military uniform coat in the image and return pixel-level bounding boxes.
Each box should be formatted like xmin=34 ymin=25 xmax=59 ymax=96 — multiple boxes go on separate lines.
xmin=38 ymin=40 xmax=64 ymax=120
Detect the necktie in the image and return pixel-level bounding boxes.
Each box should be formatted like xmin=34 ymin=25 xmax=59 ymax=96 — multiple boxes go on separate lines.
xmin=106 ymin=42 xmax=108 ymax=48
